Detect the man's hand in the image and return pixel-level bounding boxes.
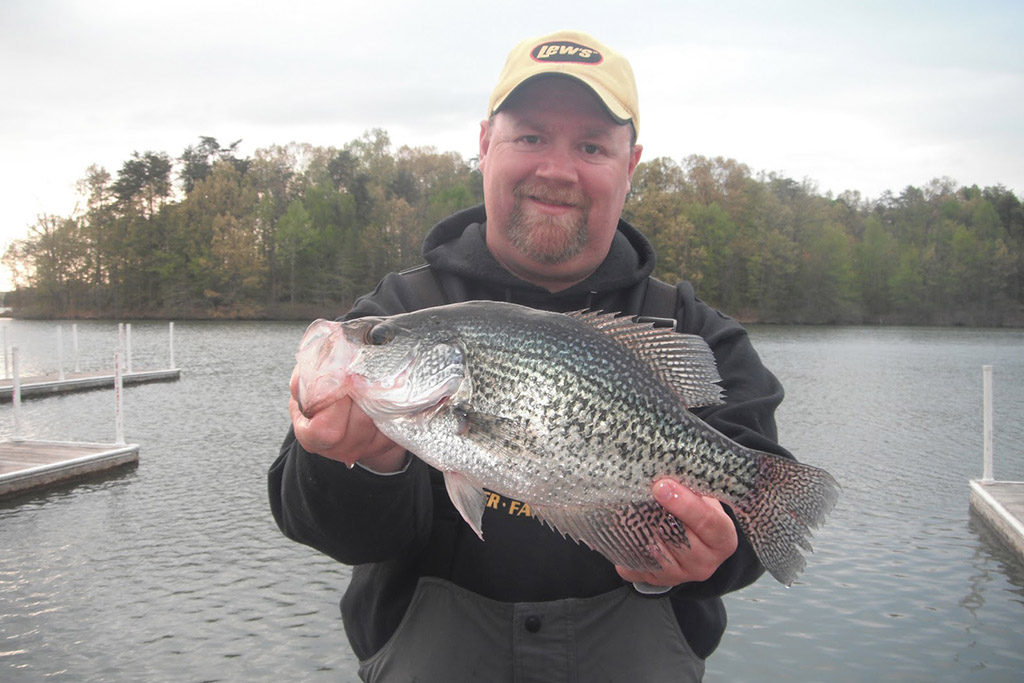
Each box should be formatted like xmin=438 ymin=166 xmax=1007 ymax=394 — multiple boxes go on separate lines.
xmin=616 ymin=479 xmax=738 ymax=588
xmin=289 ymin=371 xmax=407 ymax=473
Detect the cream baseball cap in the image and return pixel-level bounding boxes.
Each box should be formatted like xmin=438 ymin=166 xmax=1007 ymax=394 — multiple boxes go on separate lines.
xmin=487 ymin=30 xmax=640 ymax=140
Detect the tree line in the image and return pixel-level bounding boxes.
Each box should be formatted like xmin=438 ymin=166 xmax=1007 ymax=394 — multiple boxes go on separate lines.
xmin=5 ymin=132 xmax=1022 ymax=326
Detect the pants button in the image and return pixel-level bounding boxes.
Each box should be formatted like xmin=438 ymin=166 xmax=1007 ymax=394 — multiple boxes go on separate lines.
xmin=524 ymin=615 xmax=542 ymax=633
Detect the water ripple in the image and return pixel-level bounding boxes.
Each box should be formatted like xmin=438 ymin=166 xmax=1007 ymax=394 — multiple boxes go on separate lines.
xmin=1 ymin=321 xmax=1022 ymax=681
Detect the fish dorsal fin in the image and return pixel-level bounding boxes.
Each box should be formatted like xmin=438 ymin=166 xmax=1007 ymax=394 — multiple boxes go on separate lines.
xmin=568 ymin=311 xmax=724 ymax=408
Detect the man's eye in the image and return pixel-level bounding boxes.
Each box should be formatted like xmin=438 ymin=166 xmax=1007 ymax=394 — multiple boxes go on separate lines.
xmin=520 ymin=135 xmax=541 ymax=144
xmin=581 ymin=143 xmax=601 ymax=155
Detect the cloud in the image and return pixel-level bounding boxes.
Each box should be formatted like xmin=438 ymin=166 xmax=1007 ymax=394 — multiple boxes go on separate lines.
xmin=1 ymin=0 xmax=1023 ymax=292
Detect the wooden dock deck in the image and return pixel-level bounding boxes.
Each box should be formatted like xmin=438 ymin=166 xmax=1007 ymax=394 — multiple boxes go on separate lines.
xmin=969 ymin=480 xmax=1024 ymax=561
xmin=0 ymin=440 xmax=140 ymax=498
xmin=0 ymin=368 xmax=180 ymax=402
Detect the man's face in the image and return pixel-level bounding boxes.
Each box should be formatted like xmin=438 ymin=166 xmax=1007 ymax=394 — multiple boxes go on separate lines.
xmin=478 ymin=76 xmax=643 ymax=291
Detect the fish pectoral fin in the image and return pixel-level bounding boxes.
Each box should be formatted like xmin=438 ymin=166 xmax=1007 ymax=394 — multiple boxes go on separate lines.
xmin=530 ymin=501 xmax=690 ymax=574
xmin=442 ymin=470 xmax=488 ymax=540
xmin=451 ymin=405 xmax=541 ymax=459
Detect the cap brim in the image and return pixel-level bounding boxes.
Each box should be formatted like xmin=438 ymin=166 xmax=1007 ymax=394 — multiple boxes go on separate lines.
xmin=491 ymin=72 xmax=633 ymax=126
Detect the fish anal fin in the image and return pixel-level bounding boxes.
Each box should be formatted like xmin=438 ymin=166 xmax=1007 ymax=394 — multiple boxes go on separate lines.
xmin=530 ymin=500 xmax=690 ymax=574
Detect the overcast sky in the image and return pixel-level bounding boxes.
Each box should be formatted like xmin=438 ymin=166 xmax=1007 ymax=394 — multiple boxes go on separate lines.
xmin=2 ymin=0 xmax=1022 ymax=288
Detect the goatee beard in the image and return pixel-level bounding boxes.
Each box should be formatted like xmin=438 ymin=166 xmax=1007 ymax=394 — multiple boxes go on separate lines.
xmin=506 ymin=183 xmax=590 ymax=264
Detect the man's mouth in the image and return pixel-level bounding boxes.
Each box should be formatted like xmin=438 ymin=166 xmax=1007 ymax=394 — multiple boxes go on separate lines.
xmin=529 ymin=195 xmax=575 ymax=207
xmin=518 ymin=186 xmax=584 ymax=212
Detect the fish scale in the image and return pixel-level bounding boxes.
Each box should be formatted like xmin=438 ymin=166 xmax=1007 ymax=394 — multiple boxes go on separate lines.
xmin=295 ymin=300 xmax=839 ymax=585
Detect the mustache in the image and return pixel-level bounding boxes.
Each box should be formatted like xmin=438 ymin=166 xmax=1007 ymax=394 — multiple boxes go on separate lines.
xmin=513 ymin=182 xmax=589 ymax=209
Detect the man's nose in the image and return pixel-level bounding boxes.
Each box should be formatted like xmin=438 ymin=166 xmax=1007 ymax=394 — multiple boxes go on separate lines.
xmin=535 ymin=145 xmax=578 ymax=183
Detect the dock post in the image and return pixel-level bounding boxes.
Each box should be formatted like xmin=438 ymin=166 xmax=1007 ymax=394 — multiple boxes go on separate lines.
xmin=3 ymin=328 xmax=7 ymax=379
xmin=12 ymin=346 xmax=23 ymax=442
xmin=73 ymin=323 xmax=81 ymax=373
xmin=114 ymin=352 xmax=125 ymax=445
xmin=169 ymin=322 xmax=176 ymax=369
xmin=982 ymin=365 xmax=994 ymax=484
xmin=126 ymin=323 xmax=133 ymax=374
xmin=58 ymin=326 xmax=66 ymax=382
xmin=118 ymin=323 xmax=125 ymax=373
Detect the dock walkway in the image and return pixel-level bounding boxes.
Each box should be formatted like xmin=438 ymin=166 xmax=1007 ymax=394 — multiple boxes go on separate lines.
xmin=0 ymin=368 xmax=180 ymax=401
xmin=970 ymin=480 xmax=1024 ymax=561
xmin=0 ymin=323 xmax=171 ymax=498
xmin=0 ymin=440 xmax=139 ymax=498
xmin=968 ymin=365 xmax=1024 ymax=563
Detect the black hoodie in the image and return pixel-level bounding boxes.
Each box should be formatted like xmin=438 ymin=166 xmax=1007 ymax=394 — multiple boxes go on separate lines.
xmin=269 ymin=204 xmax=790 ymax=661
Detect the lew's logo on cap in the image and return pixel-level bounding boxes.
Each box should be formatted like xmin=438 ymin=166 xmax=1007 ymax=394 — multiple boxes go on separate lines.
xmin=531 ymin=41 xmax=603 ymax=64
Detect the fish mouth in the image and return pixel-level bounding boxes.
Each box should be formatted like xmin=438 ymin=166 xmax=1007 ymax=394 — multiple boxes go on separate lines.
xmin=297 ymin=373 xmax=346 ymax=418
xmin=294 ymin=318 xmax=357 ymax=418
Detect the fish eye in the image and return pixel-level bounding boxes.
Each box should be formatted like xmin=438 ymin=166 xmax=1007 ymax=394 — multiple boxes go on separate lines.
xmin=365 ymin=323 xmax=395 ymax=346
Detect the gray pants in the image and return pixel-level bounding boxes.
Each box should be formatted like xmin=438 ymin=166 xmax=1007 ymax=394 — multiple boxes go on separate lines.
xmin=358 ymin=577 xmax=705 ymax=682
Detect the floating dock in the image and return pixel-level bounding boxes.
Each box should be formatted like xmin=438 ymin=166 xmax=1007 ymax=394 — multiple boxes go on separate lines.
xmin=1 ymin=321 xmax=179 ymax=401
xmin=968 ymin=365 xmax=1024 ymax=563
xmin=0 ymin=368 xmax=180 ymax=402
xmin=970 ymin=481 xmax=1024 ymax=560
xmin=1 ymin=337 xmax=147 ymax=500
xmin=0 ymin=440 xmax=139 ymax=498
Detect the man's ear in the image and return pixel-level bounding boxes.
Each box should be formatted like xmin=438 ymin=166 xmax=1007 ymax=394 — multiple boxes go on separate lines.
xmin=627 ymin=143 xmax=643 ymax=184
xmin=478 ymin=119 xmax=492 ymax=171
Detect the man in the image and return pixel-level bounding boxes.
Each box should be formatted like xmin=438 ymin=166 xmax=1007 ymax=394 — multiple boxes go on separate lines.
xmin=270 ymin=30 xmax=791 ymax=682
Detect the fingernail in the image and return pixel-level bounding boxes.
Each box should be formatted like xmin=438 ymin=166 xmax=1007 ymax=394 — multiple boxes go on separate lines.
xmin=653 ymin=480 xmax=677 ymax=504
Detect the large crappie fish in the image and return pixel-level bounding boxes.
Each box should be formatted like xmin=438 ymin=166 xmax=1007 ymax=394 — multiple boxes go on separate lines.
xmin=294 ymin=301 xmax=839 ymax=585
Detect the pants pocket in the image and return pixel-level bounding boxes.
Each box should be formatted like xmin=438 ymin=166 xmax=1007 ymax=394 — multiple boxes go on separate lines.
xmin=358 ymin=577 xmax=513 ymax=683
xmin=571 ymin=588 xmax=706 ymax=682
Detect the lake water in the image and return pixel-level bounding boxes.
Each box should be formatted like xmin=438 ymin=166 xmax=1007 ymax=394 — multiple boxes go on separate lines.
xmin=1 ymin=319 xmax=1022 ymax=682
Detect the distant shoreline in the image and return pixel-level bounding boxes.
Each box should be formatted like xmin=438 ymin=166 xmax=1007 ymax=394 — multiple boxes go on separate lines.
xmin=4 ymin=304 xmax=1022 ymax=328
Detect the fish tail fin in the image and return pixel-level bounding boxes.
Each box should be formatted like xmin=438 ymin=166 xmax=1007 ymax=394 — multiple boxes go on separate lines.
xmin=731 ymin=452 xmax=840 ymax=586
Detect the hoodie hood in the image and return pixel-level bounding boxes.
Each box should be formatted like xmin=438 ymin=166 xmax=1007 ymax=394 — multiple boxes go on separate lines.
xmin=422 ymin=204 xmax=656 ymax=301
